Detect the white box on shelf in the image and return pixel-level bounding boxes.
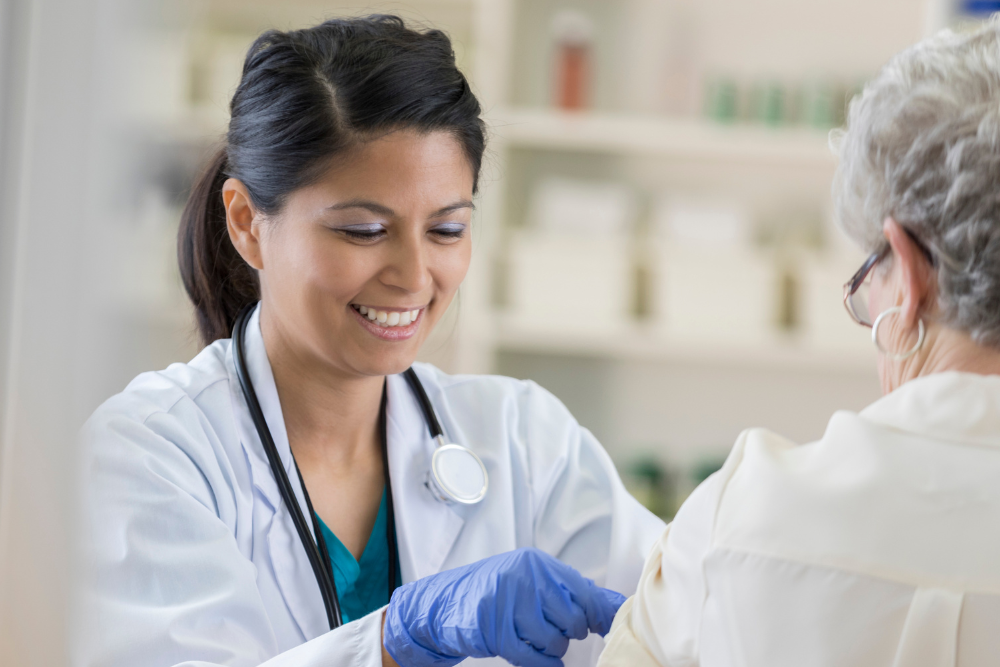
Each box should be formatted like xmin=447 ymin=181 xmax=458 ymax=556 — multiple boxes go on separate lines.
xmin=800 ymin=251 xmax=875 ymax=354
xmin=505 ymin=230 xmax=634 ymax=335
xmin=528 ymin=177 xmax=637 ymax=236
xmin=652 ymin=197 xmax=753 ymax=246
xmin=653 ymin=243 xmax=776 ymax=345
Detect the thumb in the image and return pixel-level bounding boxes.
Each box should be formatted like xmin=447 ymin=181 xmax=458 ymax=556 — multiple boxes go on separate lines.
xmin=590 ymin=587 xmax=626 ymax=636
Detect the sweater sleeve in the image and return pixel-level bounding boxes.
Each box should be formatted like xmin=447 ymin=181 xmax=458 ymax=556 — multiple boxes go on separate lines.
xmin=597 ymin=455 xmax=736 ymax=667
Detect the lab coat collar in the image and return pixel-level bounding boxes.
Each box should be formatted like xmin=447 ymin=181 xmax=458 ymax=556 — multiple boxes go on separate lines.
xmin=385 ymin=369 xmax=465 ymax=583
xmin=226 ymin=305 xmax=465 ymax=639
xmin=226 ymin=304 xmax=305 ymax=515
xmin=226 ymin=304 xmax=328 ymax=640
xmin=860 ymin=371 xmax=1000 ymax=448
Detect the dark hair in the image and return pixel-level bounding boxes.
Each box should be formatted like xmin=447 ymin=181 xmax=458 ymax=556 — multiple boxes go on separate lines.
xmin=178 ymin=15 xmax=486 ymax=346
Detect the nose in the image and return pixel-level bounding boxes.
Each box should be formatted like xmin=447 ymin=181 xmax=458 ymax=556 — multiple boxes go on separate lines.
xmin=380 ymin=231 xmax=432 ymax=294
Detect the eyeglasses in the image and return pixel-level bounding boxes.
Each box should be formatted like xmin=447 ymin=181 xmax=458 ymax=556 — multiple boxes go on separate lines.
xmin=842 ymin=229 xmax=934 ymax=328
xmin=843 ymin=248 xmax=887 ymax=327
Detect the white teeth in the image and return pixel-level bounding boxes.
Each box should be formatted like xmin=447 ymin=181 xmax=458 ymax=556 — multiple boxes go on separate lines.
xmin=358 ymin=306 xmax=422 ymax=327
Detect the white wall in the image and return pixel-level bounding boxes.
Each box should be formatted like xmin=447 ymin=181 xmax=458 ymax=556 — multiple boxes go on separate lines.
xmin=0 ymin=0 xmax=28 ymax=479
xmin=0 ymin=0 xmax=159 ymax=663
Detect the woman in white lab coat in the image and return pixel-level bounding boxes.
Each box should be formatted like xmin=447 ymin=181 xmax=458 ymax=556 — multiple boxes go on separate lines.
xmin=598 ymin=19 xmax=1000 ymax=667
xmin=77 ymin=16 xmax=664 ymax=667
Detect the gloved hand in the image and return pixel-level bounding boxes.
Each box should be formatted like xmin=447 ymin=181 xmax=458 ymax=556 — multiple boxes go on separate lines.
xmin=383 ymin=547 xmax=625 ymax=667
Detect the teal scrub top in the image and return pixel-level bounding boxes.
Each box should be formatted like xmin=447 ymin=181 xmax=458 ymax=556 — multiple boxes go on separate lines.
xmin=315 ymin=490 xmax=401 ymax=623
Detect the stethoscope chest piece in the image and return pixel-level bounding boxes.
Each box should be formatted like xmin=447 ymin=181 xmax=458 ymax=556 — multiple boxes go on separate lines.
xmin=401 ymin=366 xmax=489 ymax=505
xmin=428 ymin=438 xmax=488 ymax=505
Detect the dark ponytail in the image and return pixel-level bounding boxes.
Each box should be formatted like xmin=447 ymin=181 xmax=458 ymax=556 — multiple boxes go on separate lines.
xmin=178 ymin=148 xmax=260 ymax=345
xmin=177 ymin=15 xmax=486 ymax=346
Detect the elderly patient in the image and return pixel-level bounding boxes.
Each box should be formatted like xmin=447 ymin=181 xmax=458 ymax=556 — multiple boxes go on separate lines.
xmin=599 ymin=19 xmax=1000 ymax=667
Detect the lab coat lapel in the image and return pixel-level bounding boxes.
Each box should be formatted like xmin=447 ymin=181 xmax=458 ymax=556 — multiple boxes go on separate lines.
xmin=386 ymin=371 xmax=465 ymax=582
xmin=226 ymin=304 xmax=329 ymax=641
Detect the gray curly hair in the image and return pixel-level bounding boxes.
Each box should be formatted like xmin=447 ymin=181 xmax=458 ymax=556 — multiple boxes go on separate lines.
xmin=833 ymin=17 xmax=1000 ymax=348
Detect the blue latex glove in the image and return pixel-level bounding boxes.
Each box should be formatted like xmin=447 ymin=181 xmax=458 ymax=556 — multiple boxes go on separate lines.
xmin=383 ymin=548 xmax=626 ymax=667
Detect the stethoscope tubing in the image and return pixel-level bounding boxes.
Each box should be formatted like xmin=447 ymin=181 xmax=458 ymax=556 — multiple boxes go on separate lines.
xmin=402 ymin=364 xmax=445 ymax=438
xmin=232 ymin=302 xmax=469 ymax=630
xmin=232 ymin=304 xmax=342 ymax=628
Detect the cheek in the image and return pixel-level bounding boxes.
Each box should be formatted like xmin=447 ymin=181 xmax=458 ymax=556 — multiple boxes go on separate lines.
xmin=432 ymin=240 xmax=472 ymax=293
xmin=307 ymin=246 xmax=388 ymax=306
xmin=264 ymin=227 xmax=374 ymax=301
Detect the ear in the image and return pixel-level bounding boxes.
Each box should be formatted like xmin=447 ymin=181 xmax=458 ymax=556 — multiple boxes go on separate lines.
xmin=883 ymin=217 xmax=934 ymax=329
xmin=222 ymin=178 xmax=264 ymax=270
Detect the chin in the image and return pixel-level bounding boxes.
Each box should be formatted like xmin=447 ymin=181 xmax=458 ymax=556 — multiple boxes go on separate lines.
xmin=349 ymin=344 xmax=422 ymax=378
xmin=363 ymin=359 xmax=419 ymax=379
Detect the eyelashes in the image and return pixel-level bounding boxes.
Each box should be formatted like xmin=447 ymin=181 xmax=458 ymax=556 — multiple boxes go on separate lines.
xmin=334 ymin=222 xmax=467 ymax=241
xmin=338 ymin=223 xmax=385 ymax=241
xmin=431 ymin=223 xmax=467 ymax=239
xmin=341 ymin=229 xmax=385 ymax=241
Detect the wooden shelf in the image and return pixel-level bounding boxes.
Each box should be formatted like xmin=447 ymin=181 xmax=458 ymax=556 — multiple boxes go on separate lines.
xmin=488 ymin=107 xmax=838 ymax=168
xmin=495 ymin=315 xmax=877 ymax=374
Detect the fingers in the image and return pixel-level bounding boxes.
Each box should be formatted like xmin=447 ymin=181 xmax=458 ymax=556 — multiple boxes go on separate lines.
xmin=519 ymin=549 xmax=625 ymax=638
xmin=515 ymin=616 xmax=570 ymax=657
xmin=570 ymin=582 xmax=624 ymax=637
xmin=501 ymin=635 xmax=566 ymax=667
xmin=519 ymin=551 xmax=589 ymax=641
xmin=537 ymin=587 xmax=589 ymax=641
xmin=590 ymin=587 xmax=626 ymax=636
xmin=601 ymin=587 xmax=627 ymax=610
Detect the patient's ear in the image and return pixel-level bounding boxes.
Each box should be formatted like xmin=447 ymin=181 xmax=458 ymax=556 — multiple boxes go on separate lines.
xmin=883 ymin=217 xmax=934 ymax=329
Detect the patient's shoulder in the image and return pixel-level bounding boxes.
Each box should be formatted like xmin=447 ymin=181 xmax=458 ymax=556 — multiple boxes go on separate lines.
xmin=708 ymin=411 xmax=1000 ymax=587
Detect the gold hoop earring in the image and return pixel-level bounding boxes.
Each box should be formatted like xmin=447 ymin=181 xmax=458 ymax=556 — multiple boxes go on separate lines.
xmin=871 ymin=306 xmax=925 ymax=361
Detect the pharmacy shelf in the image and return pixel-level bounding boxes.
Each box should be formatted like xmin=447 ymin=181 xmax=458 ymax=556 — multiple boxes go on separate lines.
xmin=489 ymin=107 xmax=838 ymax=168
xmin=495 ymin=315 xmax=877 ymax=374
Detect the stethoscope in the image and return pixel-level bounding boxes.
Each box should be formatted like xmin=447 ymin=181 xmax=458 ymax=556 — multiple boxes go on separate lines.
xmin=231 ymin=303 xmax=488 ymax=629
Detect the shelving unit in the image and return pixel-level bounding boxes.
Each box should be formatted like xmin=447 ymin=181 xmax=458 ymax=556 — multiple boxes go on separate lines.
xmin=475 ymin=102 xmax=859 ymax=375
xmin=462 ymin=0 xmax=927 ymax=484
xmin=121 ymin=0 xmax=947 ymax=498
xmin=496 ymin=316 xmax=875 ymax=373
xmin=490 ymin=107 xmax=837 ymax=167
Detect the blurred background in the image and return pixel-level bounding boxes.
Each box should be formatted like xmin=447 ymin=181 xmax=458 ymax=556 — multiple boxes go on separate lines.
xmin=1 ymin=0 xmax=996 ymax=663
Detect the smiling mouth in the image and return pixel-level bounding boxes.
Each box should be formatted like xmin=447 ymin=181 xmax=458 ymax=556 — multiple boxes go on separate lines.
xmin=351 ymin=305 xmax=423 ymax=328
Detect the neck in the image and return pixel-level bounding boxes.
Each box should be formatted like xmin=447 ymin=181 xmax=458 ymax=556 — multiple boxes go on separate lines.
xmin=885 ymin=323 xmax=1000 ymax=393
xmin=259 ymin=306 xmax=384 ymax=467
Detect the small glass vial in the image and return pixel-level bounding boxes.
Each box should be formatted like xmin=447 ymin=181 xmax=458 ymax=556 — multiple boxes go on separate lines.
xmin=551 ymin=10 xmax=595 ymax=111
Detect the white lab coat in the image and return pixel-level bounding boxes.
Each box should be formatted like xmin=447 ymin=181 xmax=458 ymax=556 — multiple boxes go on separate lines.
xmin=76 ymin=306 xmax=664 ymax=667
xmin=599 ymin=371 xmax=1000 ymax=667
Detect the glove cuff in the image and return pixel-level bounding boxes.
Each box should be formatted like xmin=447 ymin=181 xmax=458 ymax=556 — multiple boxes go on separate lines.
xmin=383 ymin=600 xmax=464 ymax=667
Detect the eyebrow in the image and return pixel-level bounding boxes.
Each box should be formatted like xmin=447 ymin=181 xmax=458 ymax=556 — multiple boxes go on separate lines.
xmin=326 ymin=198 xmax=475 ymax=218
xmin=431 ymin=199 xmax=476 ymax=217
xmin=326 ymin=199 xmax=395 ymax=216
